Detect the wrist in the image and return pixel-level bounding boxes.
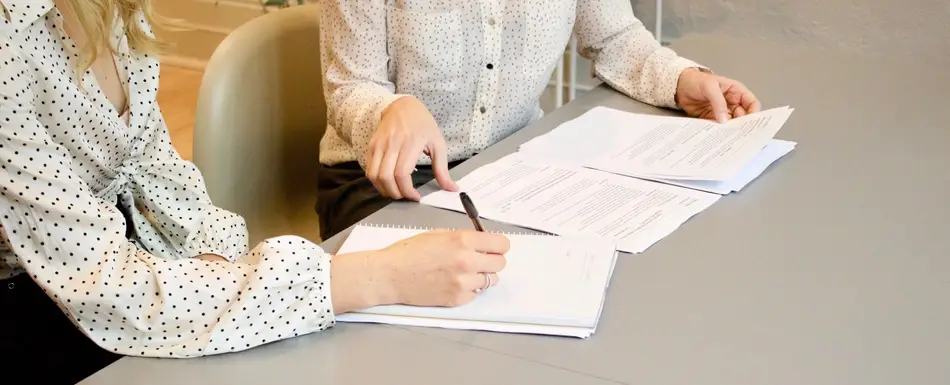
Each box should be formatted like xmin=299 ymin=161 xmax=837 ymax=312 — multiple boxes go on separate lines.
xmin=361 ymin=249 xmax=399 ymax=306
xmin=674 ymin=67 xmax=702 ymax=107
xmin=329 ymin=250 xmax=398 ymax=314
xmin=380 ymin=94 xmax=417 ymax=119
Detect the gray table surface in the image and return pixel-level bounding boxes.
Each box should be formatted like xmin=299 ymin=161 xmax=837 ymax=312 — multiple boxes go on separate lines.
xmin=82 ymin=34 xmax=950 ymax=385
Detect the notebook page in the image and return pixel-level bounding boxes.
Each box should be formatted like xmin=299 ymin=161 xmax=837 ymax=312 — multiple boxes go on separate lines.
xmin=337 ymin=309 xmax=596 ymax=338
xmin=419 ymin=153 xmax=720 ymax=253
xmin=335 ymin=225 xmax=617 ymax=329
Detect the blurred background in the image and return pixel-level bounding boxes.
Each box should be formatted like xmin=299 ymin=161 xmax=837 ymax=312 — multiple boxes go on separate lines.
xmin=155 ymin=0 xmax=950 ymax=159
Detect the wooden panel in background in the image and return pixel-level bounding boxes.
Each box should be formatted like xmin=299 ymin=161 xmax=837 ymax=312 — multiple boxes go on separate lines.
xmin=158 ymin=66 xmax=204 ymax=161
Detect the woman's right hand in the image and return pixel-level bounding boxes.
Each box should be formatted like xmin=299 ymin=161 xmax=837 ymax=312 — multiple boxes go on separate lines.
xmin=329 ymin=230 xmax=509 ymax=313
xmin=378 ymin=229 xmax=509 ymax=307
xmin=364 ymin=96 xmax=459 ymax=200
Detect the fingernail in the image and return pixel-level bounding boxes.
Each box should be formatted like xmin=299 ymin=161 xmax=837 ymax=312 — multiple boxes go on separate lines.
xmin=717 ymin=113 xmax=728 ymax=123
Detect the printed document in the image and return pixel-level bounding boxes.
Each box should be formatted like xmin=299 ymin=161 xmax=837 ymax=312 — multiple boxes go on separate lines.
xmin=519 ymin=106 xmax=796 ymax=193
xmin=589 ymin=106 xmax=792 ymax=180
xmin=420 ymin=153 xmax=720 ymax=253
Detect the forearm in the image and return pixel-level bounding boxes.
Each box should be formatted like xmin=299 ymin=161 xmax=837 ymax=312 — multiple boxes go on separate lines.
xmin=325 ymin=82 xmax=405 ymax=148
xmin=590 ymin=27 xmax=703 ymax=108
xmin=18 ymin=236 xmax=336 ymax=358
xmin=319 ymin=0 xmax=406 ymax=166
xmin=575 ymin=0 xmax=706 ymax=108
xmin=329 ymin=250 xmax=397 ymax=314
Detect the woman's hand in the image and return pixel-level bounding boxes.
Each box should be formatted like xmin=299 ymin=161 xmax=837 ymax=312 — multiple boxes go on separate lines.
xmin=675 ymin=68 xmax=761 ymax=123
xmin=329 ymin=230 xmax=510 ymax=314
xmin=364 ymin=96 xmax=459 ymax=200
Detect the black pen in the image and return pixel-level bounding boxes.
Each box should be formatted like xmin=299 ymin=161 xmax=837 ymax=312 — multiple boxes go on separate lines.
xmin=459 ymin=192 xmax=485 ymax=232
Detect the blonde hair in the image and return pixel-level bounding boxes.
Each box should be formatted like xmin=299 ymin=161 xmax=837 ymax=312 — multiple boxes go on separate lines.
xmin=60 ymin=0 xmax=164 ymax=72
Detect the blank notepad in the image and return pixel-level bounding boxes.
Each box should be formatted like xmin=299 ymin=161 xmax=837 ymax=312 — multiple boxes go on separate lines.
xmin=334 ymin=225 xmax=619 ymax=338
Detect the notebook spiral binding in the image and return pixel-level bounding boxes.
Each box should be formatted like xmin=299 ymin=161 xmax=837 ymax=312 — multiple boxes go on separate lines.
xmin=355 ymin=223 xmax=557 ymax=237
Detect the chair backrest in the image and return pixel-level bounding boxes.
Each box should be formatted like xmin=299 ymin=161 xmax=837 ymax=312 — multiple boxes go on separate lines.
xmin=193 ymin=5 xmax=325 ymax=246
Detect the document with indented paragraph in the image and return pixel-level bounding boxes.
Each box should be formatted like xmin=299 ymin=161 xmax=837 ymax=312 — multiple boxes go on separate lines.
xmin=420 ymin=153 xmax=720 ymax=253
xmin=334 ymin=224 xmax=618 ymax=338
xmin=518 ymin=106 xmax=796 ymax=194
xmin=638 ymin=139 xmax=796 ymax=194
xmin=589 ymin=106 xmax=793 ymax=180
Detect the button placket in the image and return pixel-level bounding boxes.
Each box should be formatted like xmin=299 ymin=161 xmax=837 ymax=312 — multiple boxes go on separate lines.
xmin=470 ymin=0 xmax=503 ymax=152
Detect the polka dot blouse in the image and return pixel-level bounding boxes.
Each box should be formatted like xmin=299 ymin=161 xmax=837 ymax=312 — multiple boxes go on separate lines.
xmin=0 ymin=1 xmax=334 ymax=357
xmin=318 ymin=0 xmax=707 ymax=168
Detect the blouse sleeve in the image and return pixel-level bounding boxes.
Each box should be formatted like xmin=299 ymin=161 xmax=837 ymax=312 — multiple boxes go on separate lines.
xmin=574 ymin=0 xmax=708 ymax=109
xmin=319 ymin=1 xmax=406 ymax=168
xmin=0 ymin=40 xmax=335 ymax=357
xmin=128 ymin=106 xmax=251 ymax=263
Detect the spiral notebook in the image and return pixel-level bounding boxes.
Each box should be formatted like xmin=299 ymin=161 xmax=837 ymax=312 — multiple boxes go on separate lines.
xmin=334 ymin=224 xmax=619 ymax=338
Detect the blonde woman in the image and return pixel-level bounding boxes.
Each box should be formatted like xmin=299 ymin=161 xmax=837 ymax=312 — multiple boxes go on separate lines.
xmin=0 ymin=1 xmax=510 ymax=383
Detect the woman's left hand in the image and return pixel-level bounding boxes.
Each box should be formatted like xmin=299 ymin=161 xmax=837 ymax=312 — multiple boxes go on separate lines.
xmin=675 ymin=68 xmax=761 ymax=123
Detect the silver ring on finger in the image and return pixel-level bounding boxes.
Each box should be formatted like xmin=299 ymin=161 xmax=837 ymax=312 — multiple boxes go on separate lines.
xmin=473 ymin=272 xmax=492 ymax=294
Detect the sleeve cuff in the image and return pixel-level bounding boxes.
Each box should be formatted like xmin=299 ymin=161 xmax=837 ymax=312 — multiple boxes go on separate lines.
xmin=250 ymin=236 xmax=337 ymax=331
xmin=180 ymin=207 xmax=250 ymax=262
xmin=298 ymin=240 xmax=336 ymax=330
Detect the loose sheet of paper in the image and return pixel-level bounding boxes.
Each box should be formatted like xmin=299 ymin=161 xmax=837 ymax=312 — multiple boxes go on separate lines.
xmin=518 ymin=106 xmax=797 ymax=194
xmin=420 ymin=153 xmax=720 ymax=253
xmin=334 ymin=225 xmax=618 ymax=338
xmin=585 ymin=106 xmax=793 ymax=181
xmin=636 ymin=139 xmax=796 ymax=194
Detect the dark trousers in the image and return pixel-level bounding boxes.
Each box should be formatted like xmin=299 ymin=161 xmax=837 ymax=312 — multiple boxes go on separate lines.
xmin=1 ymin=198 xmax=131 ymax=384
xmin=316 ymin=160 xmax=465 ymax=240
xmin=1 ymin=273 xmax=121 ymax=384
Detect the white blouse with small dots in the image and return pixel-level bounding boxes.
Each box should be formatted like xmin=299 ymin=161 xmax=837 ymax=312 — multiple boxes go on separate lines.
xmin=0 ymin=1 xmax=335 ymax=357
xmin=318 ymin=0 xmax=707 ymax=168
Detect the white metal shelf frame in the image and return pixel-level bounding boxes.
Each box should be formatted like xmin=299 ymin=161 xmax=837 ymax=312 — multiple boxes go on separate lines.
xmin=553 ymin=0 xmax=663 ymax=108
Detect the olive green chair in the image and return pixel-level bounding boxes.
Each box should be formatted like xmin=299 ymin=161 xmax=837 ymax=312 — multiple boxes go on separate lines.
xmin=193 ymin=5 xmax=324 ymax=249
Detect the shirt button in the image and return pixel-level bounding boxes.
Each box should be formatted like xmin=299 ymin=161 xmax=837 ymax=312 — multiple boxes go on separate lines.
xmin=486 ymin=63 xmax=494 ymax=70
xmin=479 ymin=106 xmax=487 ymax=113
xmin=487 ymin=18 xmax=496 ymax=26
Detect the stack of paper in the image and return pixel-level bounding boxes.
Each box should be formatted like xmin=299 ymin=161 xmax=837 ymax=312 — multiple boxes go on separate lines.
xmin=421 ymin=106 xmax=796 ymax=253
xmin=519 ymin=106 xmax=797 ymax=194
xmin=420 ymin=153 xmax=720 ymax=253
xmin=334 ymin=225 xmax=619 ymax=338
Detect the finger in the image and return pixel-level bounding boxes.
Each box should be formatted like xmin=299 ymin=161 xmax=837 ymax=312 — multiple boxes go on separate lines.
xmin=459 ymin=272 xmax=501 ymax=293
xmin=454 ymin=230 xmax=511 ymax=255
xmin=364 ymin=140 xmax=386 ymax=194
xmin=728 ymin=81 xmax=761 ymax=114
xmin=395 ymin=139 xmax=425 ymax=200
xmin=702 ymin=78 xmax=730 ymax=123
xmin=427 ymin=136 xmax=458 ymax=191
xmin=377 ymin=139 xmax=403 ymax=199
xmin=463 ymin=250 xmax=507 ymax=273
xmin=733 ymin=105 xmax=747 ymax=118
xmin=745 ymin=93 xmax=762 ymax=113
